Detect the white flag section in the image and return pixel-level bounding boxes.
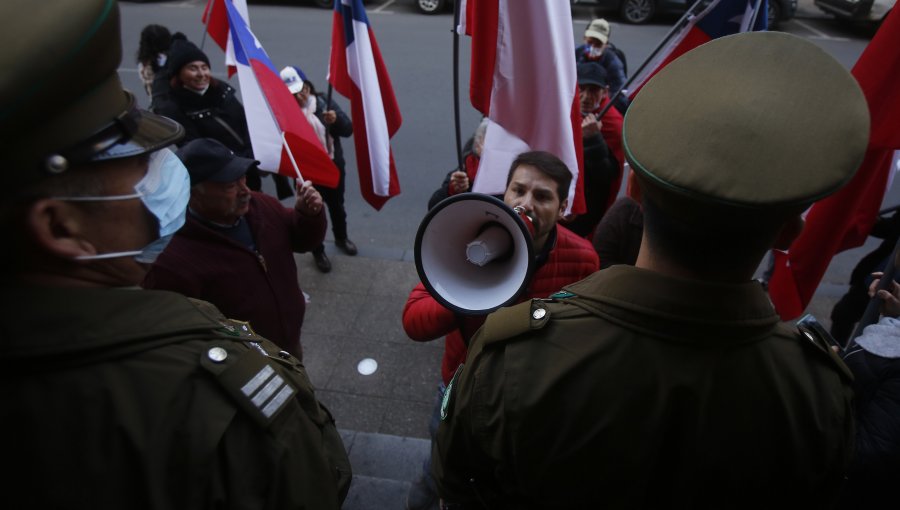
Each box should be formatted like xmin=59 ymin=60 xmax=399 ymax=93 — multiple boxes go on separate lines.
xmin=470 ymin=1 xmax=579 ymax=214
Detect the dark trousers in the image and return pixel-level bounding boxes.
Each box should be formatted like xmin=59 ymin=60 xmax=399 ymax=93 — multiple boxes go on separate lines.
xmin=314 ymin=165 xmax=348 ymax=244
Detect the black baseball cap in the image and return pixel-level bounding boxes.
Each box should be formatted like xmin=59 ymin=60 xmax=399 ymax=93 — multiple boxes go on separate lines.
xmin=176 ymin=138 xmax=259 ymax=186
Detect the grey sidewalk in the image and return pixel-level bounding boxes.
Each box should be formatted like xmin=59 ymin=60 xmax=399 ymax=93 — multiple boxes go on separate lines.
xmin=296 ymin=245 xmax=439 ymax=509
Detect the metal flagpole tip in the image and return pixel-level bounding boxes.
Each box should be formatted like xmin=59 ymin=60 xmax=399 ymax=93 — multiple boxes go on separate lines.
xmin=357 ymin=358 xmax=378 ymax=376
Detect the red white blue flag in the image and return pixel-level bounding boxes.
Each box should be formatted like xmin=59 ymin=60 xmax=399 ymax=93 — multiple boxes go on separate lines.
xmin=223 ymin=0 xmax=339 ymax=187
xmin=629 ymin=0 xmax=768 ymax=97
xmin=329 ymin=0 xmax=402 ymax=210
xmin=768 ymin=8 xmax=900 ymax=319
xmin=459 ymin=0 xmax=585 ymax=215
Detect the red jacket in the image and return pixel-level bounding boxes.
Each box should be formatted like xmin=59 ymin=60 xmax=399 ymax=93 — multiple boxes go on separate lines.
xmin=143 ymin=192 xmax=326 ymax=359
xmin=403 ymin=225 xmax=599 ymax=384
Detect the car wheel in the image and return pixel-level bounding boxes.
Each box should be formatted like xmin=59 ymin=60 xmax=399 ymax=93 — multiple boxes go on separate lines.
xmin=417 ymin=0 xmax=446 ymax=14
xmin=620 ymin=0 xmax=656 ymax=24
xmin=766 ymin=1 xmax=781 ymax=29
xmin=312 ymin=0 xmax=333 ymax=8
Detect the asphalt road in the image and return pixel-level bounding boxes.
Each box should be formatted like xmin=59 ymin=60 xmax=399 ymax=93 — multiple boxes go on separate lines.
xmin=118 ymin=0 xmax=890 ymax=261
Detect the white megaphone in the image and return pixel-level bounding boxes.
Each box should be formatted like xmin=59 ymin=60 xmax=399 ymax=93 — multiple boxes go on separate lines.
xmin=414 ymin=193 xmax=535 ymax=315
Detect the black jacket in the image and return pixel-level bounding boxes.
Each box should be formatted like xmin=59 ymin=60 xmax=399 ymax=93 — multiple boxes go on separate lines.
xmin=152 ymin=80 xmax=253 ymax=157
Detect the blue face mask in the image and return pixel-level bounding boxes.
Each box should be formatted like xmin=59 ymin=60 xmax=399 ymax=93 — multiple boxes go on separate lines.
xmin=54 ymin=148 xmax=191 ymax=264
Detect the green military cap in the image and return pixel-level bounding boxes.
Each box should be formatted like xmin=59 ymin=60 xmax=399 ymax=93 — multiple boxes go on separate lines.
xmin=0 ymin=0 xmax=183 ymax=187
xmin=623 ymin=32 xmax=869 ymax=225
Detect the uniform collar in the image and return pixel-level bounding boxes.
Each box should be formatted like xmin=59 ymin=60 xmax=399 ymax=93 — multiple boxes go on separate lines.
xmin=562 ymin=265 xmax=780 ymax=344
xmin=0 ymin=286 xmax=222 ymax=364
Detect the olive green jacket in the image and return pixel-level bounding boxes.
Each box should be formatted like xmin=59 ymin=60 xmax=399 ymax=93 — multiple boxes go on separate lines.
xmin=0 ymin=286 xmax=351 ymax=509
xmin=434 ymin=265 xmax=854 ymax=509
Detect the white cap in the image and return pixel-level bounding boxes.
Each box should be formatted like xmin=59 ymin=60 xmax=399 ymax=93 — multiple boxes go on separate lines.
xmin=280 ymin=66 xmax=304 ymax=94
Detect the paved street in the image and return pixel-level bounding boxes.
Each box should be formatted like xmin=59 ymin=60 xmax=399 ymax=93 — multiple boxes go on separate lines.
xmin=117 ymin=1 xmax=892 ymax=506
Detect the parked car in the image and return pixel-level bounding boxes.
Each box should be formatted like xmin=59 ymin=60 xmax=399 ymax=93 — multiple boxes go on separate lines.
xmin=815 ymin=0 xmax=894 ymax=25
xmin=416 ymin=0 xmax=794 ymax=28
xmin=584 ymin=0 xmax=796 ymax=26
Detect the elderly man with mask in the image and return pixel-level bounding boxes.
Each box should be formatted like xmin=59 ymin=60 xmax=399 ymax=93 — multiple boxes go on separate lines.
xmin=0 ymin=1 xmax=350 ymax=508
xmin=143 ymin=138 xmax=326 ymax=360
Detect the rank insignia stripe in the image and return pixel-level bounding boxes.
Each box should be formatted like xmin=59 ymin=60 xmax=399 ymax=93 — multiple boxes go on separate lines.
xmin=200 ymin=344 xmax=298 ymax=428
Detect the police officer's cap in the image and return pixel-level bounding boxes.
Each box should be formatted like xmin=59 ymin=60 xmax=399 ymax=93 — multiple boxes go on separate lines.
xmin=0 ymin=0 xmax=184 ymax=187
xmin=623 ymin=32 xmax=870 ymax=225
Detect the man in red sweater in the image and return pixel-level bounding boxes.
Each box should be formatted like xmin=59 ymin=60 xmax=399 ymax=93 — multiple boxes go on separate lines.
xmin=403 ymin=151 xmax=599 ymax=510
xmin=143 ymin=138 xmax=326 ymax=359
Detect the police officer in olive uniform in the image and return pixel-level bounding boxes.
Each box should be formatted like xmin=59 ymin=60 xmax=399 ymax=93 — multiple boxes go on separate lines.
xmin=0 ymin=1 xmax=350 ymax=508
xmin=433 ymin=32 xmax=869 ymax=509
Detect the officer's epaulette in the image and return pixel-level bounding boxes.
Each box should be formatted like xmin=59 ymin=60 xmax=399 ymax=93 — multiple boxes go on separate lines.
xmin=188 ymin=298 xmax=304 ymax=428
xmin=792 ymin=317 xmax=854 ymax=382
xmin=481 ymin=299 xmax=554 ymax=346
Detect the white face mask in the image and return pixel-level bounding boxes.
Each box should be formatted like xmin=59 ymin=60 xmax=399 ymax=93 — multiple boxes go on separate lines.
xmin=53 ymin=148 xmax=191 ymax=264
xmin=587 ymin=45 xmax=604 ymax=59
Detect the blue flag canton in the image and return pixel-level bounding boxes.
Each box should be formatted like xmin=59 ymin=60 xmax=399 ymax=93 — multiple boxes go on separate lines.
xmin=225 ymin=0 xmax=279 ymax=74
xmin=698 ymin=0 xmax=768 ymax=37
xmin=336 ymin=0 xmax=370 ymax=46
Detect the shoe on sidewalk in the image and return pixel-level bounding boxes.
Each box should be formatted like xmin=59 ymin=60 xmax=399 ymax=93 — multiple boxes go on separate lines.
xmin=335 ymin=237 xmax=358 ymax=256
xmin=313 ymin=250 xmax=332 ymax=273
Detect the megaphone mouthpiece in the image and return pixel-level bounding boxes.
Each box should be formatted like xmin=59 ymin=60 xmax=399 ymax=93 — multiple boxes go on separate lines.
xmin=466 ymin=223 xmax=512 ymax=266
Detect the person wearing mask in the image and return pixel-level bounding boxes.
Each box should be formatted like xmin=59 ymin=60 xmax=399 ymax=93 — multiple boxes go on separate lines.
xmin=0 ymin=1 xmax=350 ymax=507
xmin=574 ymin=18 xmax=629 ymax=114
xmin=281 ymin=65 xmax=357 ymax=273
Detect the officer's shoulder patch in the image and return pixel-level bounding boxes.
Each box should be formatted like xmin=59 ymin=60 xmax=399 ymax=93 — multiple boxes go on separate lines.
xmin=481 ymin=300 xmax=552 ymax=346
xmin=549 ymin=290 xmax=577 ymax=300
xmin=199 ymin=342 xmax=297 ymax=428
xmin=217 ymin=318 xmax=264 ymax=341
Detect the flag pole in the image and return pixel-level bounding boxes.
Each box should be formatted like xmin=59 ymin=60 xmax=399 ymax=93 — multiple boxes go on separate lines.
xmin=200 ymin=0 xmax=215 ymax=50
xmin=747 ymin=0 xmax=765 ymax=33
xmin=282 ymin=132 xmax=305 ymax=182
xmin=594 ymin=0 xmax=708 ymax=119
xmin=451 ymin=0 xmax=464 ymax=174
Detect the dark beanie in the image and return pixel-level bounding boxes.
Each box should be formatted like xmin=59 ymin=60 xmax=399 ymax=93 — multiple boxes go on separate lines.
xmin=167 ymin=38 xmax=210 ymax=74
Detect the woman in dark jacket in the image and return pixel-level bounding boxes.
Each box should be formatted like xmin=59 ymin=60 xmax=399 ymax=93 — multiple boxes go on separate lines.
xmin=151 ymin=39 xmax=251 ymax=156
xmin=151 ymin=39 xmax=293 ymax=198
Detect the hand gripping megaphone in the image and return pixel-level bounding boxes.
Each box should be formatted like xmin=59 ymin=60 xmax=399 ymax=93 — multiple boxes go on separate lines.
xmin=414 ymin=193 xmax=535 ymax=315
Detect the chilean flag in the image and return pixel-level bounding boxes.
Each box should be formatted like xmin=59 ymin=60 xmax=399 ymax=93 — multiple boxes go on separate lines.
xmin=223 ymin=1 xmax=339 ymax=187
xmin=329 ymin=0 xmax=402 ymax=210
xmin=202 ymin=0 xmax=243 ymax=77
xmin=768 ymin=8 xmax=900 ymax=319
xmin=629 ymin=0 xmax=767 ymax=98
xmin=459 ymin=0 xmax=585 ymax=215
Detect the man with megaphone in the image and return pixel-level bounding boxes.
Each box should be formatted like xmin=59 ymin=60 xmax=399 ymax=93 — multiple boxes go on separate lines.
xmin=432 ymin=32 xmax=865 ymax=508
xmin=403 ymin=151 xmax=599 ymax=510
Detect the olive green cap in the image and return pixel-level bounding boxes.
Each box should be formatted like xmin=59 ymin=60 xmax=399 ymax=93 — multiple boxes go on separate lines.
xmin=623 ymin=32 xmax=869 ymax=225
xmin=0 ymin=0 xmax=183 ymax=187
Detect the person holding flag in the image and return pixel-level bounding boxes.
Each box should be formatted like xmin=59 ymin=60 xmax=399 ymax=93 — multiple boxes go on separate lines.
xmin=144 ymin=138 xmax=326 ymax=360
xmin=282 ymin=65 xmax=358 ymax=273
